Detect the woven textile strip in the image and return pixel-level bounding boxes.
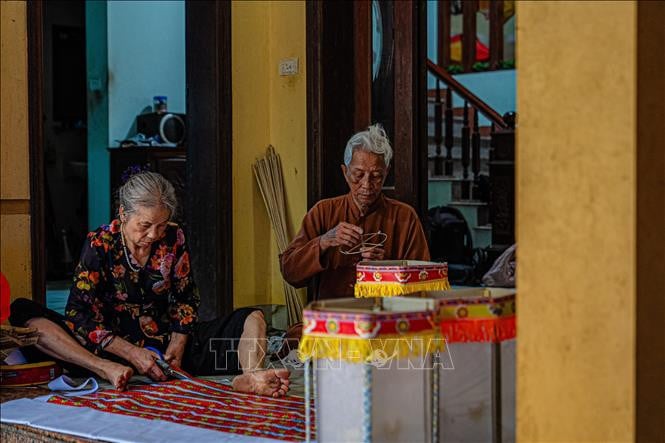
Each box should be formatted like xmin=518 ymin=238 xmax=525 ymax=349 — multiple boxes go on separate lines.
xmin=438 ymin=293 xmax=516 ymax=343
xmin=48 ymin=378 xmax=315 ymax=442
xmin=299 ymin=308 xmax=444 ymax=363
xmin=354 ymin=262 xmax=450 ymax=297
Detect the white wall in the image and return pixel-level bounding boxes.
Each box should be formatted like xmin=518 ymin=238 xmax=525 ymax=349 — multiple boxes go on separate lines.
xmin=107 ymin=1 xmax=185 ymax=145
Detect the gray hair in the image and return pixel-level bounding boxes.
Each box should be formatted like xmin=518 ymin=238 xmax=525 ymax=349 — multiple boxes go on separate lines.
xmin=118 ymin=171 xmax=177 ymax=219
xmin=343 ymin=123 xmax=393 ymax=168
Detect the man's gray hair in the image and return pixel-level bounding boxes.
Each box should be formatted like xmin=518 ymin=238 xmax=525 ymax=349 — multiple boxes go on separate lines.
xmin=343 ymin=123 xmax=393 ymax=168
xmin=118 ymin=171 xmax=177 ymax=218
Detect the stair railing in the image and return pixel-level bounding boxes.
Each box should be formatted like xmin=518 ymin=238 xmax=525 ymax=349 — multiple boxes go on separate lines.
xmin=427 ymin=58 xmax=516 ymax=247
xmin=427 ymin=59 xmax=508 ymax=129
xmin=438 ymin=0 xmax=508 ymax=73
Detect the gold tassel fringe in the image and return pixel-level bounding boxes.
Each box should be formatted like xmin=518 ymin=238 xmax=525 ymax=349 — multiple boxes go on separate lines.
xmin=354 ymin=279 xmax=451 ymax=298
xmin=298 ymin=331 xmax=444 ymax=363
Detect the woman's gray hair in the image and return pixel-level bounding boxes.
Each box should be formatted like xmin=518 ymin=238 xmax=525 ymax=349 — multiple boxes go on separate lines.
xmin=343 ymin=123 xmax=393 ymax=168
xmin=118 ymin=171 xmax=177 ymax=219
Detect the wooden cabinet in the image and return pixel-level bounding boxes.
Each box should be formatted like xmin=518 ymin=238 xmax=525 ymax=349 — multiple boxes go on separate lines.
xmin=107 ymin=147 xmax=187 ymax=224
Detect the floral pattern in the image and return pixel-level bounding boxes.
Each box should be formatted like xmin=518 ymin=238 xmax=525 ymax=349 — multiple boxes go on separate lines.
xmin=65 ymin=219 xmax=200 ymax=354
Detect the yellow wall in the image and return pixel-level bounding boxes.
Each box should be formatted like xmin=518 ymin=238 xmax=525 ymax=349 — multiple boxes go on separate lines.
xmin=0 ymin=1 xmax=32 ymax=304
xmin=231 ymin=1 xmax=307 ymax=308
xmin=517 ymin=2 xmax=636 ymax=441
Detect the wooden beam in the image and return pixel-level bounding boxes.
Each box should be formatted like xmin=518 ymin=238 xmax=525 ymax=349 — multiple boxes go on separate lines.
xmin=636 ymin=2 xmax=665 ymax=441
xmin=489 ymin=0 xmax=504 ymax=69
xmin=437 ymin=0 xmax=451 ymax=67
xmin=394 ymin=0 xmax=414 ymax=208
xmin=354 ymin=0 xmax=372 ymax=131
xmin=27 ymin=0 xmax=45 ymax=305
xmin=462 ymin=0 xmax=477 ymax=71
xmin=306 ymin=1 xmax=323 ymax=209
xmin=185 ymin=1 xmax=233 ymax=319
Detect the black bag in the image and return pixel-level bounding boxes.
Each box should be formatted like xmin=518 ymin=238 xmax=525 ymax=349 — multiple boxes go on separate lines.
xmin=427 ymin=206 xmax=474 ymax=284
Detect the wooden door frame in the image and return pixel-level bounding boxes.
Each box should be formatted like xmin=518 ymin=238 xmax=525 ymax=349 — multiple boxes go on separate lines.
xmin=306 ymin=1 xmax=428 ymax=216
xmin=306 ymin=1 xmax=356 ymax=208
xmin=26 ymin=1 xmax=234 ymax=318
xmin=27 ymin=0 xmax=46 ymax=306
xmin=185 ymin=1 xmax=234 ymax=320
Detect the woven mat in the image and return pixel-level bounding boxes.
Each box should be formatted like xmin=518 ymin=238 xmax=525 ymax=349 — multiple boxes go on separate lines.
xmin=48 ymin=377 xmax=314 ymax=442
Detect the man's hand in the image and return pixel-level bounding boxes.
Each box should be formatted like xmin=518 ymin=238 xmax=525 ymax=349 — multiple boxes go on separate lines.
xmin=361 ymin=246 xmax=385 ymax=261
xmin=319 ymin=222 xmax=363 ymax=252
xmin=164 ymin=332 xmax=188 ymax=369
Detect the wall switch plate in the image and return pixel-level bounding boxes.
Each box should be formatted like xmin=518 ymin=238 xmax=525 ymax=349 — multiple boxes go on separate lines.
xmin=279 ymin=58 xmax=299 ymax=76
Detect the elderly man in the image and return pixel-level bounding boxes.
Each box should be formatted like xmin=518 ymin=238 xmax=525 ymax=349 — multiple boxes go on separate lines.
xmin=280 ymin=124 xmax=430 ymax=299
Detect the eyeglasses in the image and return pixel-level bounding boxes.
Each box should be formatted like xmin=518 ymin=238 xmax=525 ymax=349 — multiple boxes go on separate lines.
xmin=339 ymin=231 xmax=387 ymax=255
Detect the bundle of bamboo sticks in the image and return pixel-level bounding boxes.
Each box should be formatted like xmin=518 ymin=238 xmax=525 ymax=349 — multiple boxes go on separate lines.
xmin=252 ymin=146 xmax=304 ymax=326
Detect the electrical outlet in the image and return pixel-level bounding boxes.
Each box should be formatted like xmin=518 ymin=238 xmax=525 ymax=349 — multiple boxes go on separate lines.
xmin=279 ymin=58 xmax=299 ymax=76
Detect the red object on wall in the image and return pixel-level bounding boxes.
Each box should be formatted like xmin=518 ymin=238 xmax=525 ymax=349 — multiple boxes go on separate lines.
xmin=0 ymin=272 xmax=10 ymax=323
xmin=450 ymin=34 xmax=490 ymax=62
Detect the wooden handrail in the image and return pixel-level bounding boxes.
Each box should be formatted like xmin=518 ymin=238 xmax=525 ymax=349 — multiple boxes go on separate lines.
xmin=427 ymin=58 xmax=508 ymax=129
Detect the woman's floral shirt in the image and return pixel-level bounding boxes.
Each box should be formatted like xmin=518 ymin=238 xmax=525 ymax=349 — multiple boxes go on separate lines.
xmin=65 ymin=219 xmax=200 ymax=354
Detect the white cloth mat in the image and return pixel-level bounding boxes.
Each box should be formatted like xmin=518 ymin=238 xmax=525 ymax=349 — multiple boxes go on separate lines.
xmin=1 ymin=397 xmax=279 ymax=442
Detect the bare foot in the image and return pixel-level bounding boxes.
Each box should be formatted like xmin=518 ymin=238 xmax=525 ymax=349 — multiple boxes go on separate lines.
xmin=232 ymin=368 xmax=291 ymax=397
xmin=98 ymin=361 xmax=134 ymax=391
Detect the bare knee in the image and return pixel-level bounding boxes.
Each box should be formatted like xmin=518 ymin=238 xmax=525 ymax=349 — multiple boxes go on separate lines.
xmin=243 ymin=310 xmax=266 ymax=334
xmin=25 ymin=316 xmax=56 ymax=330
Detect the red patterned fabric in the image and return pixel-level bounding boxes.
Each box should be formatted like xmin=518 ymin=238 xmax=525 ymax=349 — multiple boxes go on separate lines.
xmin=441 ymin=315 xmax=516 ymax=343
xmin=355 ymin=262 xmax=448 ymax=284
xmin=48 ymin=378 xmax=314 ymax=441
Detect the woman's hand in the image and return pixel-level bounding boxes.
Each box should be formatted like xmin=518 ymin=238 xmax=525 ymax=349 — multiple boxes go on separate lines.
xmin=129 ymin=346 xmax=167 ymax=381
xmin=164 ymin=332 xmax=188 ymax=369
xmin=105 ymin=336 xmax=166 ymax=382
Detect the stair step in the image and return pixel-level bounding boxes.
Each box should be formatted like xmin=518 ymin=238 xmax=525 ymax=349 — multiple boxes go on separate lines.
xmin=428 ymin=176 xmax=466 ymax=182
xmin=427 ymin=181 xmax=493 ymax=248
xmin=427 ymin=180 xmax=453 ymax=210
xmin=449 ymin=200 xmax=487 ymax=207
xmin=448 ymin=201 xmax=490 ymax=228
xmin=427 ymin=88 xmax=449 ymax=99
xmin=427 ymin=143 xmax=492 ymax=158
xmin=472 ymin=225 xmax=492 ymax=249
xmin=427 ymin=118 xmax=493 ymax=137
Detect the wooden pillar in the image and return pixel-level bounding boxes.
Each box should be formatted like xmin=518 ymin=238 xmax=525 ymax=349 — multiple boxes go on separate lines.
xmin=1 ymin=1 xmax=33 ymax=303
xmin=461 ymin=0 xmax=476 ymax=71
xmin=489 ymin=0 xmax=503 ymax=69
xmin=353 ymin=0 xmax=371 ymax=131
xmin=517 ymin=2 xmax=664 ymax=441
xmin=636 ymin=2 xmax=665 ymax=441
xmin=437 ymin=0 xmax=450 ymax=67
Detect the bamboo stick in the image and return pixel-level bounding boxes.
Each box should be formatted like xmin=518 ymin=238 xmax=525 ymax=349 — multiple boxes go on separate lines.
xmin=253 ymin=146 xmax=304 ymax=325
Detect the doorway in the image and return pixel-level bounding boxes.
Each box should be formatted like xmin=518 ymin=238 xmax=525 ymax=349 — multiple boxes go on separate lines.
xmin=40 ymin=1 xmax=88 ymax=314
xmin=306 ymin=1 xmax=427 ymax=214
xmin=27 ymin=1 xmax=234 ymax=319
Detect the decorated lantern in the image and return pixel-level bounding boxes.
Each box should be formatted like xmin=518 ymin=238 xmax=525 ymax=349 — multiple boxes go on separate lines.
xmin=299 ymin=297 xmax=444 ymax=443
xmin=426 ymin=287 xmax=516 ymax=443
xmin=354 ymin=260 xmax=450 ymax=298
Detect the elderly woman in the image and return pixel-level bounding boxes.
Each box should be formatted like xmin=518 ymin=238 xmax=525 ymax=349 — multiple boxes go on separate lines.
xmin=280 ymin=124 xmax=431 ymax=299
xmin=10 ymin=172 xmax=289 ymax=396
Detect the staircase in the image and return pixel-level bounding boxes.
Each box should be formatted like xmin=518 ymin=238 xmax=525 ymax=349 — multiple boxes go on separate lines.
xmin=426 ymin=60 xmax=516 ymax=252
xmin=427 ymin=91 xmax=493 ymax=248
